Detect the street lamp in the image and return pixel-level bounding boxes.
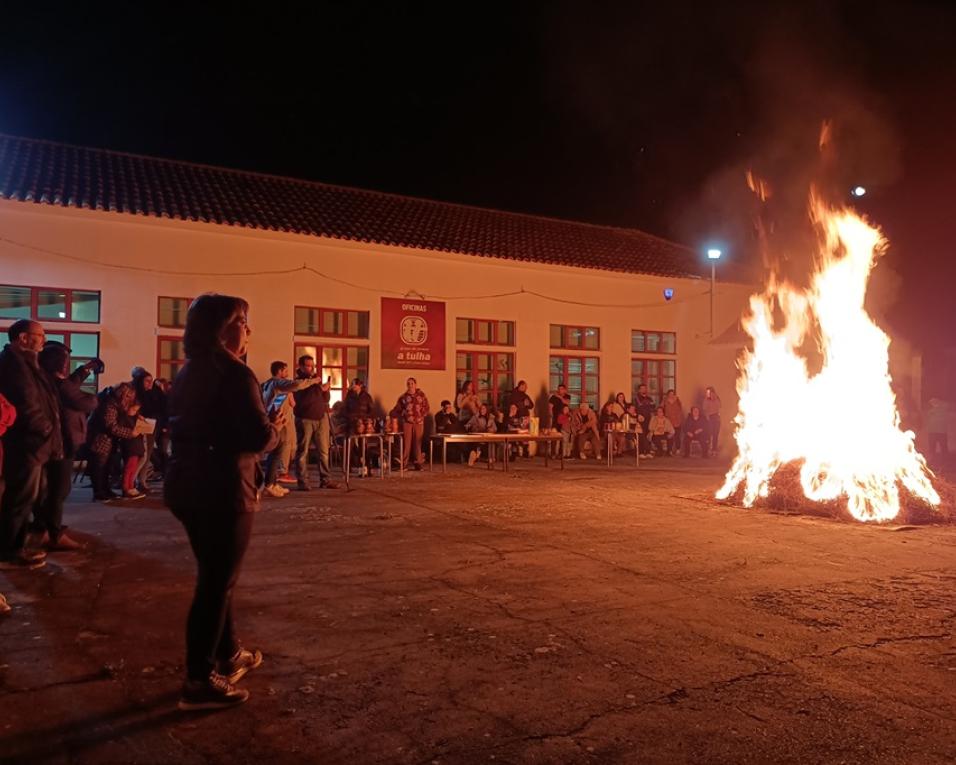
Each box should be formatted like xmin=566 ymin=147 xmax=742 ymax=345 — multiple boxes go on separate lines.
xmin=851 ymin=185 xmax=866 ymax=198
xmin=707 ymin=248 xmax=722 ymax=335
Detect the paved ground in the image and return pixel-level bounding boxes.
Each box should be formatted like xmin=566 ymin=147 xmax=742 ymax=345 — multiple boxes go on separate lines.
xmin=1 ymin=457 xmax=955 ymax=765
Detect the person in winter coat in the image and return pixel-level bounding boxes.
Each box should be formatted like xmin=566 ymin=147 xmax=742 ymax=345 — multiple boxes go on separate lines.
xmin=682 ymin=406 xmax=710 ymax=457
xmin=634 ymin=384 xmax=656 ymax=456
xmin=465 ymin=403 xmax=497 ymax=465
xmin=648 ymin=406 xmax=676 ymax=457
xmin=662 ymin=389 xmax=684 ymax=455
xmin=455 ymin=380 xmax=481 ymax=425
xmin=87 ymin=383 xmax=138 ymax=501
xmin=0 ymin=320 xmax=61 ymax=569
xmin=292 ymin=355 xmax=338 ymax=490
xmin=0 ymin=392 xmax=16 ymax=607
xmin=394 ymin=377 xmax=429 ymax=470
xmin=571 ymin=402 xmax=602 ymax=460
xmin=599 ymin=402 xmax=623 ymax=456
xmin=164 ymin=293 xmax=281 ymax=711
xmin=508 ymin=380 xmax=534 ymax=418
xmin=130 ymin=366 xmax=166 ymax=490
xmin=32 ymin=343 xmax=98 ymax=549
xmin=702 ymin=387 xmax=721 ymax=454
xmin=344 ymin=378 xmax=375 ymax=433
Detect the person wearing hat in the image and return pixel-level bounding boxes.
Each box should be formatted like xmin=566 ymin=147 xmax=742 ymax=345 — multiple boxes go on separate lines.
xmin=32 ymin=342 xmax=101 ymax=550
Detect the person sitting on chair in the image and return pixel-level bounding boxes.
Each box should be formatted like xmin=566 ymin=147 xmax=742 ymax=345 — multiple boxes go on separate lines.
xmin=682 ymin=406 xmax=710 ymax=457
xmin=648 ymin=406 xmax=675 ymax=457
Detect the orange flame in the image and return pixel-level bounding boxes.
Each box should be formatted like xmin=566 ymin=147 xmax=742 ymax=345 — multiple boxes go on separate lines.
xmin=716 ymin=192 xmax=940 ymax=522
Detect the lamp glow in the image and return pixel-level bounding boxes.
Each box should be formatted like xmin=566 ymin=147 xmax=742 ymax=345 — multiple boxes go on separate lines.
xmin=707 ymin=248 xmax=722 ymax=260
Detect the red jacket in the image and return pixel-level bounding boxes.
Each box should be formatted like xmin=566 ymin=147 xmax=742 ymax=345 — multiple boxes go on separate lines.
xmin=0 ymin=392 xmax=16 ymax=475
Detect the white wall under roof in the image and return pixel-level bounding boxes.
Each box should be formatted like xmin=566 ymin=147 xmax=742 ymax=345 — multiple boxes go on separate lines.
xmin=0 ymin=199 xmax=753 ymax=436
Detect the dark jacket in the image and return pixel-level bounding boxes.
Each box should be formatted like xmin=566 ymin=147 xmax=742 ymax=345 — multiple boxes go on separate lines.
xmin=635 ymin=393 xmax=656 ymax=425
xmin=293 ymin=371 xmax=330 ymax=420
xmin=683 ymin=414 xmax=709 ymax=439
xmin=87 ymin=395 xmax=137 ymax=458
xmin=344 ymin=388 xmax=374 ymax=425
xmin=435 ymin=411 xmax=463 ymax=434
xmin=55 ymin=367 xmax=97 ymax=458
xmin=165 ymin=350 xmax=279 ymax=515
xmin=0 ymin=344 xmax=62 ymax=464
xmin=133 ymin=381 xmax=166 ymax=421
xmin=508 ymin=388 xmax=534 ymax=417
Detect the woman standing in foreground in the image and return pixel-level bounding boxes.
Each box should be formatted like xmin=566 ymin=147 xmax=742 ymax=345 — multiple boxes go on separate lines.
xmin=165 ymin=294 xmax=281 ymax=710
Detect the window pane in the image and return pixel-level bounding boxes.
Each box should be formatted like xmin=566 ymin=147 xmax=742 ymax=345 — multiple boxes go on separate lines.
xmin=295 ymin=344 xmax=318 ymax=364
xmin=355 ymin=346 xmax=368 ymax=365
xmin=497 ymin=373 xmax=512 ymax=391
xmin=660 ymin=332 xmax=676 ymax=354
xmin=496 ymin=353 xmax=513 ymax=372
xmin=647 ymin=360 xmax=659 ymax=375
xmin=631 ymin=359 xmax=644 ymax=375
xmin=0 ymin=285 xmax=31 ymax=320
xmin=631 ymin=331 xmax=646 ymax=353
xmin=584 ymin=357 xmax=598 ymax=374
xmin=37 ymin=290 xmax=68 ymax=320
xmin=662 ymin=360 xmax=676 ymax=375
xmin=159 ymin=297 xmax=190 ymax=328
xmin=548 ymin=356 xmax=563 ymax=375
xmin=322 ymin=347 xmax=343 ymax=366
xmin=646 ymin=333 xmax=660 ymax=352
xmin=69 ymin=332 xmax=99 ymax=358
xmin=584 ymin=328 xmax=599 ymax=349
xmin=549 ymin=373 xmax=562 ymax=390
xmin=347 ymin=346 xmax=360 ymax=365
xmin=585 ymin=376 xmax=598 ymax=393
xmin=568 ymin=358 xmax=582 ymax=375
xmin=476 ymin=321 xmax=492 ymax=344
xmin=45 ymin=333 xmax=66 ymax=345
xmin=549 ymin=325 xmax=563 ymax=348
xmin=295 ymin=307 xmax=318 ymax=335
xmin=498 ymin=321 xmax=514 ymax=345
xmin=567 ymin=327 xmax=583 ymax=348
xmin=72 ymin=291 xmax=101 ymax=322
xmin=161 ymin=338 xmax=185 ymax=361
xmin=324 ymin=367 xmax=344 ymax=390
xmin=664 ymin=376 xmax=676 ymax=392
xmin=356 ymin=312 xmax=369 ymax=339
xmin=456 ymin=318 xmax=471 ymax=343
xmin=322 ymin=311 xmax=342 ymax=335
xmin=477 ymin=353 xmax=492 ymax=371
xmin=648 ymin=378 xmax=661 ymax=397
xmin=457 ymin=352 xmax=471 ymax=373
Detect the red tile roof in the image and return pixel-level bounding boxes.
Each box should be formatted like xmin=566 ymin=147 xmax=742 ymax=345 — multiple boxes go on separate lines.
xmin=0 ymin=133 xmax=703 ymax=279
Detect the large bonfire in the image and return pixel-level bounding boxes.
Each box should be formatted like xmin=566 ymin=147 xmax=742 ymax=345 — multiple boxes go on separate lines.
xmin=716 ymin=189 xmax=941 ymax=523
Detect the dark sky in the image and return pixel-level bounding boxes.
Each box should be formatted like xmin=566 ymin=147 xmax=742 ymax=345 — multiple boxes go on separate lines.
xmin=2 ymin=1 xmax=954 ymax=348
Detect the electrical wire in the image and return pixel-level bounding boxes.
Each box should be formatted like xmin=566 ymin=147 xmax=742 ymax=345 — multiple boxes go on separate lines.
xmin=2 ymin=234 xmax=711 ymax=309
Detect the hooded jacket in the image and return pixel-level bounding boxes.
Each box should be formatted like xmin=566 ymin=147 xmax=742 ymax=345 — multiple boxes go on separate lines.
xmin=0 ymin=344 xmax=62 ymax=464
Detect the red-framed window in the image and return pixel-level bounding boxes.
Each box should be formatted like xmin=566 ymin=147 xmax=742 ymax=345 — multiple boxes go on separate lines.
xmin=0 ymin=284 xmax=101 ymax=323
xmin=157 ymin=336 xmax=187 ymax=382
xmin=294 ymin=306 xmax=370 ymax=339
xmin=293 ymin=343 xmax=369 ymax=405
xmin=632 ymin=330 xmax=676 ymax=354
xmin=549 ymin=355 xmax=599 ymax=409
xmin=549 ymin=324 xmax=600 ymax=350
xmin=455 ymin=318 xmax=515 ymax=346
xmin=631 ymin=358 xmax=676 ymax=402
xmin=455 ymin=351 xmax=515 ymax=411
xmin=158 ymin=297 xmax=193 ymax=329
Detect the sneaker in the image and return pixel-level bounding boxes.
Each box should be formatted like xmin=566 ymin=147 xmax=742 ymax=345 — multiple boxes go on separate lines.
xmin=123 ymin=489 xmax=146 ymax=500
xmin=0 ymin=549 xmax=47 ymax=570
xmin=177 ymin=672 xmax=250 ymax=711
xmin=48 ymin=533 xmax=83 ymax=552
xmin=276 ymin=473 xmax=296 ymax=484
xmin=263 ymin=484 xmax=286 ymax=498
xmin=467 ymin=450 xmax=478 ymax=467
xmin=297 ymin=480 xmax=312 ymax=492
xmin=320 ymin=479 xmax=341 ymax=489
xmin=217 ymin=648 xmax=263 ymax=684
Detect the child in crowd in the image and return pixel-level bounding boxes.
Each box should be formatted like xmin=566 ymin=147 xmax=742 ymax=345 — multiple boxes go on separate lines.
xmin=119 ymin=400 xmax=147 ymax=499
xmin=466 ymin=403 xmax=497 ymax=465
xmin=557 ymin=404 xmax=573 ymax=458
xmin=506 ymin=403 xmax=530 ymax=458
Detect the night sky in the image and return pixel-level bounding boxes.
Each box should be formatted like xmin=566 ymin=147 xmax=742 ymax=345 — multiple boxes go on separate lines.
xmin=2 ymin=2 xmax=954 ymax=349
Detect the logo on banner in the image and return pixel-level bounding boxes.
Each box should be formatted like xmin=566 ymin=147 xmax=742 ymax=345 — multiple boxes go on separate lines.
xmin=400 ymin=315 xmax=428 ymax=345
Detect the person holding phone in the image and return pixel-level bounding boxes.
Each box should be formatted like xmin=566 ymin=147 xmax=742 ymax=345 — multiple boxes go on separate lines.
xmin=292 ymin=356 xmax=340 ymax=490
xmin=260 ymin=361 xmax=318 ymax=497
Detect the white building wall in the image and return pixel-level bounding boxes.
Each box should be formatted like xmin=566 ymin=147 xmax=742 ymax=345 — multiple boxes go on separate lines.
xmin=0 ymin=200 xmax=752 ymax=422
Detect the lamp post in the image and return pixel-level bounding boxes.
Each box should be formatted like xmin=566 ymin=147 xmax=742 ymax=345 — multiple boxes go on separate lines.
xmin=707 ymin=248 xmax=722 ymax=335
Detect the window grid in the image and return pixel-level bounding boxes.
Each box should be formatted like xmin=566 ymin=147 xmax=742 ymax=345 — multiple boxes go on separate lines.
xmin=455 ymin=318 xmax=515 ymax=347
xmin=549 ymin=324 xmax=600 ymax=351
xmin=455 ymin=351 xmax=515 ymax=411
xmin=44 ymin=330 xmax=101 ymax=393
xmin=157 ymin=336 xmax=187 ymax=382
xmin=293 ymin=343 xmax=370 ymax=405
xmin=548 ymin=355 xmax=600 ymax=409
xmin=0 ymin=284 xmax=101 ymax=324
xmin=631 ymin=330 xmax=677 ymax=355
xmin=158 ymin=297 xmax=193 ymax=329
xmin=294 ymin=306 xmax=370 ymax=339
xmin=631 ymin=357 xmax=677 ymax=402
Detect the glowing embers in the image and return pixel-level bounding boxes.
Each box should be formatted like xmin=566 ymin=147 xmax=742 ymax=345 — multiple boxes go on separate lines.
xmin=716 ymin=194 xmax=940 ymax=522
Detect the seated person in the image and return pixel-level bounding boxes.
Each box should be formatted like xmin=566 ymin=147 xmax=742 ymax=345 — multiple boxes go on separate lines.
xmin=506 ymin=403 xmax=530 ymax=458
xmin=647 ymin=406 xmax=675 ymax=457
xmin=436 ymin=399 xmax=465 ymax=462
xmin=466 ymin=403 xmax=498 ymax=465
xmin=622 ymin=403 xmax=643 ymax=454
xmin=570 ymin=402 xmax=602 ymax=460
xmin=599 ymin=402 xmax=623 ymax=456
xmin=682 ymin=406 xmax=710 ymax=457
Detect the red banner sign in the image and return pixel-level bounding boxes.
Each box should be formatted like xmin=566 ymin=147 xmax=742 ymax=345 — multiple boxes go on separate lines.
xmin=380 ymin=297 xmax=446 ymax=370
